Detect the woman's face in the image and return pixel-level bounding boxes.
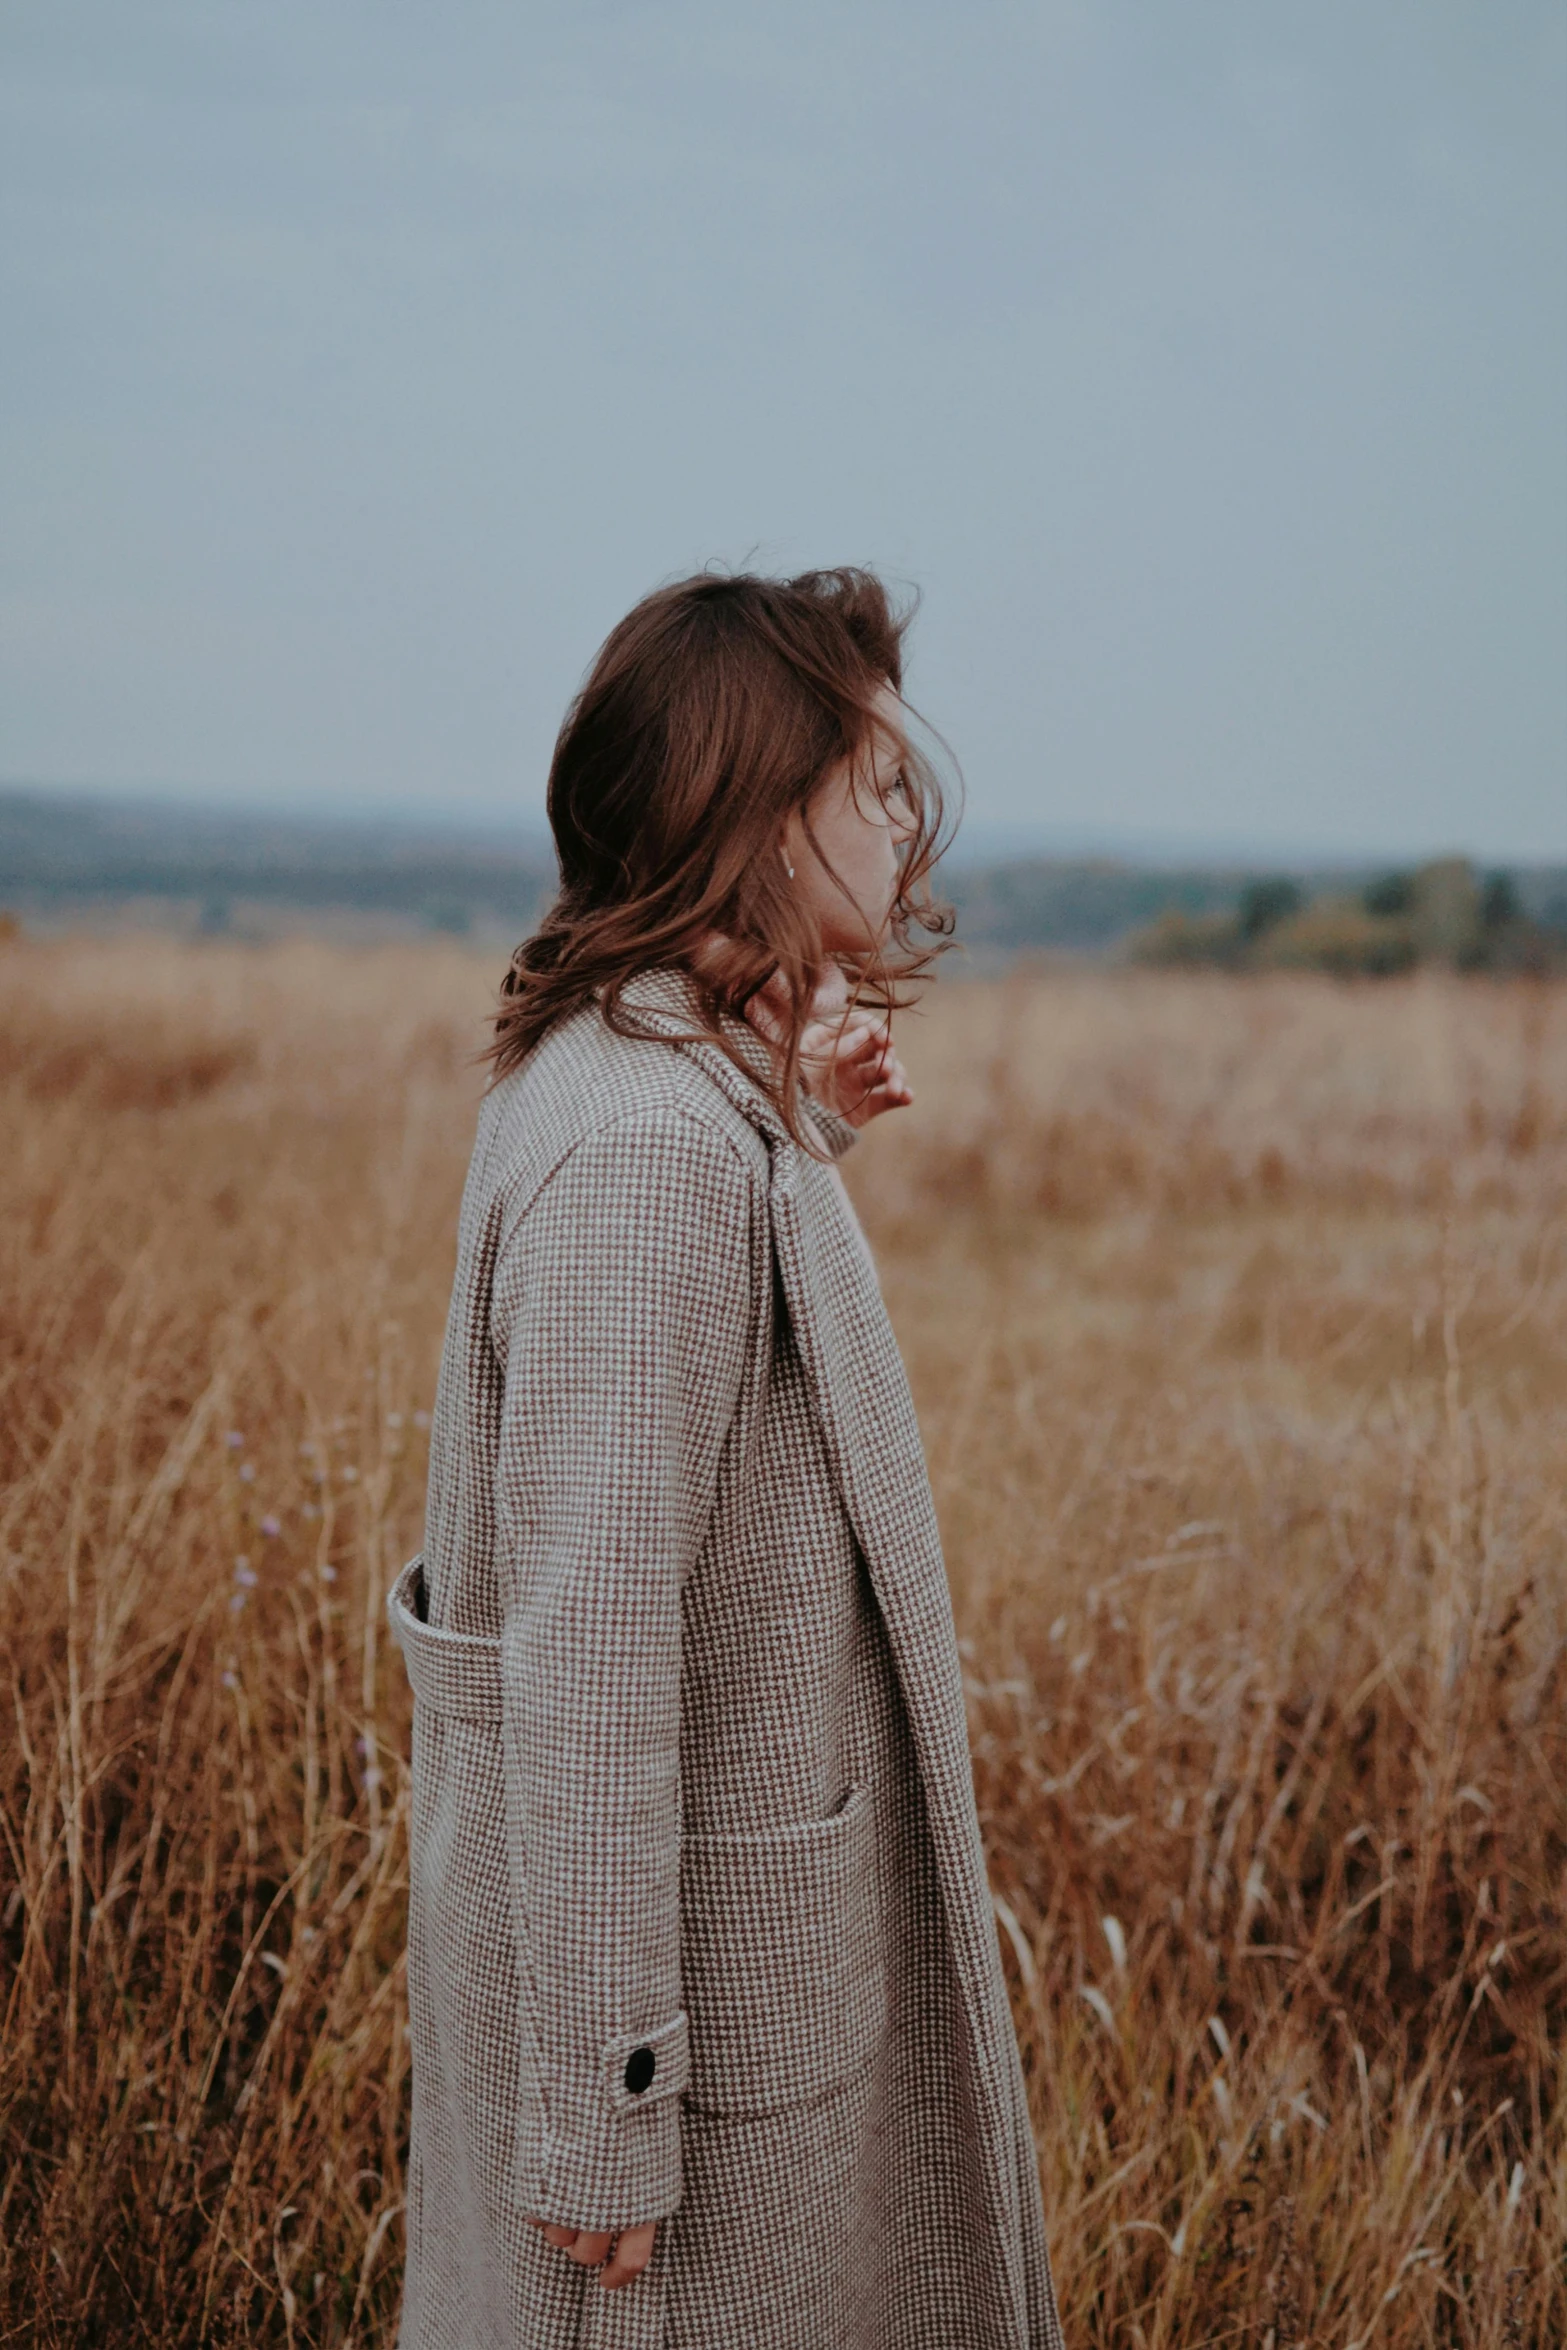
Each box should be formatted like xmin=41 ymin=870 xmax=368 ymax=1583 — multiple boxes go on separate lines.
xmin=784 ymin=682 xmax=917 ymax=956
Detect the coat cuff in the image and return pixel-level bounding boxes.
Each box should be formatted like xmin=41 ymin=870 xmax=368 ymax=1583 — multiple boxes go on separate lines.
xmin=600 ymin=2010 xmax=691 ymax=2115
xmin=802 ymin=1100 xmax=860 ymax=1161
xmin=524 ymin=2013 xmax=689 ymax=2231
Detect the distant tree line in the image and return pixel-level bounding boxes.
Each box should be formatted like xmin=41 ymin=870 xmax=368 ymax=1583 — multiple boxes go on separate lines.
xmin=4 ymin=787 xmax=1564 ymax=968
xmin=1128 ymin=858 xmax=1567 ymax=975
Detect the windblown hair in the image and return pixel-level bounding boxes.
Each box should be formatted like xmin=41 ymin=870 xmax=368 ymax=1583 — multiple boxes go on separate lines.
xmin=489 ymin=567 xmax=955 ymax=1141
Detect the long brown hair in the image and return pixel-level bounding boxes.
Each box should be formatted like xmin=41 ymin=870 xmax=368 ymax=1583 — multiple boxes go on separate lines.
xmin=489 ymin=566 xmax=955 ymax=1139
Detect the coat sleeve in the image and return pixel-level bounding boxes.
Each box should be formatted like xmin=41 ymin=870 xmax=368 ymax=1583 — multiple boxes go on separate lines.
xmin=801 ymin=1098 xmax=860 ymax=1161
xmin=488 ymin=1108 xmax=756 ymax=2231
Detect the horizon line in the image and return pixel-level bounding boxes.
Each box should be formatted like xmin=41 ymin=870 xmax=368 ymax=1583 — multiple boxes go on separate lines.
xmin=2 ymin=775 xmax=1562 ymax=876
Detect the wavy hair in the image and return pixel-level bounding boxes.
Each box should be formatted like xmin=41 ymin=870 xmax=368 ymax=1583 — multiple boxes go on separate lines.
xmin=489 ymin=567 xmax=956 ymax=1141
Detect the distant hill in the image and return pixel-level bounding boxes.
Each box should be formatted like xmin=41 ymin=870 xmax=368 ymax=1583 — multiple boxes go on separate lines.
xmin=3 ymin=785 xmax=1563 ymax=959
xmin=0 ymin=787 xmax=553 ymax=936
xmin=945 ymin=858 xmax=1244 ymax=952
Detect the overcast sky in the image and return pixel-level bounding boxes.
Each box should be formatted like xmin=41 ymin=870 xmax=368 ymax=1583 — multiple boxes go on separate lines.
xmin=3 ymin=1 xmax=1563 ymax=860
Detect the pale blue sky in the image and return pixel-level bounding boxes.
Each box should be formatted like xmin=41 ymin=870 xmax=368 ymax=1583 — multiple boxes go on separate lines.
xmin=3 ymin=1 xmax=1563 ymax=859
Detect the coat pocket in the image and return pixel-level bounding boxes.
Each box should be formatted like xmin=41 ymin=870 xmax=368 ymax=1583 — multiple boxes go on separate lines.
xmin=678 ymin=1777 xmax=888 ymax=2118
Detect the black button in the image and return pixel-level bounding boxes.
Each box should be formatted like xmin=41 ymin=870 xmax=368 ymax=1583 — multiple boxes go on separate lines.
xmin=623 ymin=2046 xmax=656 ymax=2096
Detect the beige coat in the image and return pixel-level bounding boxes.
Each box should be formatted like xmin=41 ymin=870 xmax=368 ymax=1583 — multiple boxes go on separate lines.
xmin=387 ymin=965 xmax=1064 ymax=2349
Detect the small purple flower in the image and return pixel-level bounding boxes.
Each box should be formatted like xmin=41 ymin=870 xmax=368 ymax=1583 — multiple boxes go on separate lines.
xmin=412 ymin=1410 xmax=431 ymax=1431
xmin=225 ymin=1431 xmax=245 ymax=1450
xmin=260 ymin=1514 xmax=282 ymax=1539
xmin=233 ymin=1558 xmax=258 ymax=1588
xmin=229 ymin=1592 xmax=248 ymax=1615
xmin=320 ymin=1564 xmax=337 ymax=1584
xmin=362 ymin=1766 xmax=383 ymax=1793
xmin=238 ymin=1462 xmax=256 ymax=1484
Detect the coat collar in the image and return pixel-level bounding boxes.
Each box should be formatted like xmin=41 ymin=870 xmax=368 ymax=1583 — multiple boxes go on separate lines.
xmin=611 ymin=963 xmax=793 ymax=1148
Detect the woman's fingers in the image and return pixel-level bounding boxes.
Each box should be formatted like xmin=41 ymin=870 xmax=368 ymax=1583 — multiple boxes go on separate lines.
xmin=600 ymin=2222 xmax=659 ymax=2290
xmin=525 ymin=2216 xmax=658 ymax=2289
xmin=847 ymin=1055 xmax=913 ymax=1125
xmin=801 ymin=1016 xmax=881 ymax=1064
xmin=526 ymin=2227 xmax=657 ymax=2284
xmin=524 ymin=2216 xmax=580 ymax=2250
xmin=794 ymin=1005 xmax=913 ymax=1126
xmin=801 ymin=1017 xmax=891 ymax=1078
xmin=840 ymin=1014 xmax=887 ymax=1050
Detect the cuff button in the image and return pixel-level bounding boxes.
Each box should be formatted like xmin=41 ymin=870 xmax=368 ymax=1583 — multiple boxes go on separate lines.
xmin=623 ymin=2046 xmax=656 ymax=2096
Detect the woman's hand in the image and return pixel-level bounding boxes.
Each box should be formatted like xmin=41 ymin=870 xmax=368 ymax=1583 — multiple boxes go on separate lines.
xmin=800 ymin=1004 xmax=913 ymax=1127
xmin=749 ymin=964 xmax=914 ymax=1129
xmin=526 ymin=2216 xmax=657 ymax=2291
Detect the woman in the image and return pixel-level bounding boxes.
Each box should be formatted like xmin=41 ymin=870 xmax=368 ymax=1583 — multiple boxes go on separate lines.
xmin=388 ymin=569 xmax=1064 ymax=2349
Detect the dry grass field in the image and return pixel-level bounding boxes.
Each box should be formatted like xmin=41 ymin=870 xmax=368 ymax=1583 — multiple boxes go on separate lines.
xmin=1 ymin=937 xmax=1562 ymax=2348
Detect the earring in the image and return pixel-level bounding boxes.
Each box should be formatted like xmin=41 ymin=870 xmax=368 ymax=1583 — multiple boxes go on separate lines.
xmin=783 ymin=852 xmax=796 ymax=879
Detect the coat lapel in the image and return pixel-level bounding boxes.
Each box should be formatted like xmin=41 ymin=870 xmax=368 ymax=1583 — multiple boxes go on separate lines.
xmin=617 ymin=970 xmax=1028 ymax=2343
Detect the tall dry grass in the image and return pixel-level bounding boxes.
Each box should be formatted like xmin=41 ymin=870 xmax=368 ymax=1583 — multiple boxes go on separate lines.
xmin=1 ymin=940 xmax=1562 ymax=2347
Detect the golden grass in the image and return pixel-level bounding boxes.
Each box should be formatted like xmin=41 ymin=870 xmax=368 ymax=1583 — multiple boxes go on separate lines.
xmin=1 ymin=939 xmax=1562 ymax=2347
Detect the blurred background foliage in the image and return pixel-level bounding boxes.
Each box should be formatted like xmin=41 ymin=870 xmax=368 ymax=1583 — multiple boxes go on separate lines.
xmin=2 ymin=787 xmax=1564 ymax=971
xmin=1128 ymin=858 xmax=1567 ymax=977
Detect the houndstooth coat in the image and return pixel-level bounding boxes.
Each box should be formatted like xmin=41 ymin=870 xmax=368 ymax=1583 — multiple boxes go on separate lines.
xmin=387 ymin=963 xmax=1064 ymax=2350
